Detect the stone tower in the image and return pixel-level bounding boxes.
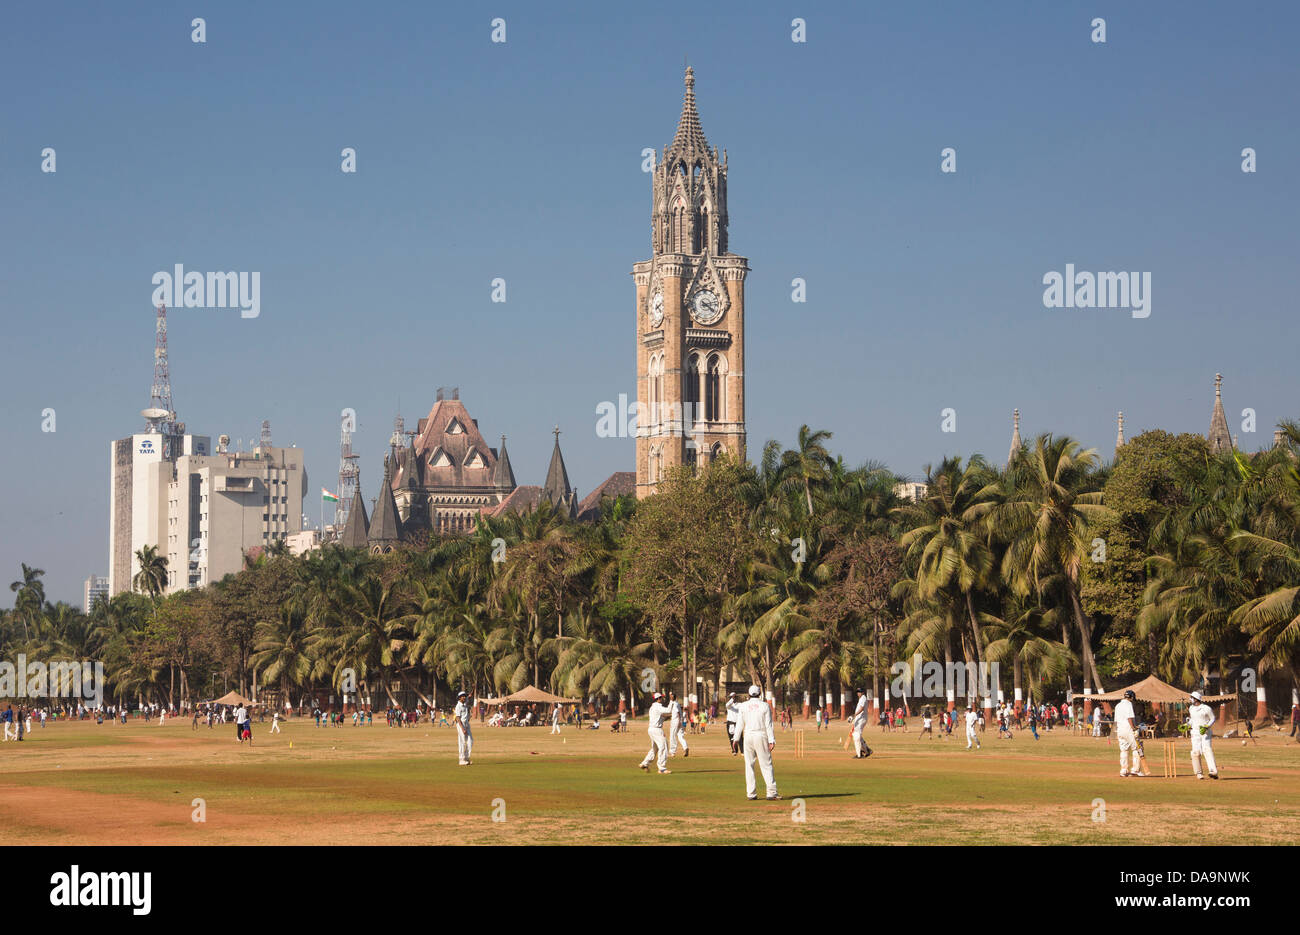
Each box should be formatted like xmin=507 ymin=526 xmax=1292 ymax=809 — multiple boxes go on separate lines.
xmin=634 ymin=67 xmax=748 ymax=498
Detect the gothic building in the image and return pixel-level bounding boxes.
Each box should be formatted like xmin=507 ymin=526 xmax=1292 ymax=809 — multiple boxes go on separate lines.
xmin=634 ymin=67 xmax=748 ymax=497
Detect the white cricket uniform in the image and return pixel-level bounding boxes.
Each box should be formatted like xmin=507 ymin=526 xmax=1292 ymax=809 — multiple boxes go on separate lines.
xmin=668 ymin=700 xmax=688 ymax=755
xmin=551 ymin=706 xmax=562 ymax=734
xmin=851 ymin=694 xmax=870 ymax=755
xmin=733 ymin=697 xmax=778 ymax=798
xmin=454 ymin=700 xmax=474 ymax=764
xmin=640 ymin=701 xmax=671 ymax=772
xmin=1188 ymin=703 xmax=1218 ymax=777
xmin=1113 ymin=698 xmax=1139 ymax=774
xmin=965 ymin=710 xmax=980 ymax=749
xmin=270 ymin=713 xmax=281 ymax=734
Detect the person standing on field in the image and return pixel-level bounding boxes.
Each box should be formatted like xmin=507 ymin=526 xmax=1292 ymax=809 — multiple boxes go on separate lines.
xmin=667 ymin=691 xmax=689 ymax=758
xmin=270 ymin=711 xmax=281 ymax=734
xmin=964 ymin=705 xmax=981 ymax=750
xmin=454 ymin=691 xmax=474 ymax=766
xmin=734 ymin=685 xmax=779 ymax=800
xmin=1188 ymin=691 xmax=1219 ymax=780
xmin=1114 ymin=689 xmax=1144 ymax=777
xmin=551 ymin=704 xmax=562 ymax=735
xmin=850 ymin=689 xmax=872 ymax=759
xmin=639 ymin=692 xmax=672 ymax=774
xmin=725 ymin=693 xmax=741 ymax=755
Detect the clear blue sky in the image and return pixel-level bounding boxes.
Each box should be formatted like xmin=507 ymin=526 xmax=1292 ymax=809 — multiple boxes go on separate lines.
xmin=2 ymin=1 xmax=1297 ymax=605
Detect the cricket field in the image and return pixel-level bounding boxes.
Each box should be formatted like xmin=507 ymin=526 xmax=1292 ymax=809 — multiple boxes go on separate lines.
xmin=1 ymin=717 xmax=1297 ymax=845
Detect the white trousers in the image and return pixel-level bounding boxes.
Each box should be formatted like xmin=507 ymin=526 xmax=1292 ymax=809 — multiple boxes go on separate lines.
xmin=1190 ymin=733 xmax=1217 ymax=776
xmin=966 ymin=728 xmax=980 ymax=749
xmin=669 ymin=718 xmax=688 ymax=754
xmin=641 ymin=727 xmax=668 ymax=771
xmin=551 ymin=721 xmax=561 ymax=734
xmin=741 ymin=733 xmax=778 ymax=798
xmin=2 ymin=723 xmax=13 ymax=741
xmin=457 ymin=723 xmax=474 ymax=763
xmin=1117 ymin=732 xmax=1139 ymax=772
xmin=270 ymin=721 xmax=280 ymax=733
xmin=851 ymin=718 xmax=868 ymax=755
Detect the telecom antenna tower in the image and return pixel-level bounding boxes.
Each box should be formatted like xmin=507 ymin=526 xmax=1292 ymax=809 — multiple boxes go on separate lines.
xmin=336 ymin=413 xmax=359 ymax=529
xmin=140 ymin=303 xmax=183 ymax=460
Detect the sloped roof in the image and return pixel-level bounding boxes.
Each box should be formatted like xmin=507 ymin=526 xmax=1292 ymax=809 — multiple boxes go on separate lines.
xmin=338 ymin=488 xmax=369 ymax=548
xmin=504 ymin=685 xmax=581 ymax=705
xmin=1086 ymin=674 xmax=1235 ymax=704
xmin=412 ymin=397 xmax=500 ymax=491
xmin=493 ymin=435 xmax=516 ymax=489
xmin=368 ymin=455 xmax=403 ymax=544
xmin=577 ymin=471 xmax=636 ymax=522
xmin=489 ymin=485 xmax=543 ymax=518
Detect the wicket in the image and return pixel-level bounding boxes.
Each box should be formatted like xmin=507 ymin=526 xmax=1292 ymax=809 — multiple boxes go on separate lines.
xmin=1162 ymin=739 xmax=1178 ymax=778
xmin=793 ymin=729 xmax=805 ymax=759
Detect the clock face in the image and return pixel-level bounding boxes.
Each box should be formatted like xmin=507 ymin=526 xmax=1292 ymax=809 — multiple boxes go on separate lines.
xmin=650 ymin=292 xmax=664 ymax=327
xmin=692 ymin=289 xmax=721 ymax=325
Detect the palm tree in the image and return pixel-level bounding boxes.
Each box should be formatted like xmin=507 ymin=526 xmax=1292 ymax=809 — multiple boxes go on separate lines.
xmin=898 ymin=456 xmax=997 ymax=671
xmin=973 ymin=434 xmax=1113 ymax=692
xmin=133 ymin=545 xmax=168 ymax=598
xmin=779 ymin=426 xmax=833 ymax=518
xmin=9 ymin=563 xmax=46 ymax=641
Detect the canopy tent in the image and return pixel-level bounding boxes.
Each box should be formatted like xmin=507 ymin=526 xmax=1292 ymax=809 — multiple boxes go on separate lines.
xmin=477 ymin=697 xmax=509 ymax=707
xmin=207 ymin=691 xmax=253 ymax=707
xmin=1081 ymin=675 xmax=1235 ymax=705
xmin=503 ymin=686 xmax=581 ymax=706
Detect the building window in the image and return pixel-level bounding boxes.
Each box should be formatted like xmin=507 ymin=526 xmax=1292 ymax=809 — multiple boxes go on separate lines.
xmin=705 ymin=354 xmax=721 ymax=422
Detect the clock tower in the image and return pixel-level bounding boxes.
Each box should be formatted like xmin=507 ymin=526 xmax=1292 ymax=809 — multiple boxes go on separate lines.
xmin=634 ymin=67 xmax=748 ymax=497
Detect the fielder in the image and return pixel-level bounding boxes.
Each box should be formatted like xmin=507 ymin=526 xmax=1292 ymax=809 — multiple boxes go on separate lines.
xmin=1114 ymin=689 xmax=1145 ymax=777
xmin=725 ymin=692 xmax=741 ymax=755
xmin=270 ymin=711 xmax=281 ymax=734
xmin=964 ymin=705 xmax=981 ymax=750
xmin=639 ymin=692 xmax=672 ymax=774
xmin=667 ymin=691 xmax=689 ymax=757
xmin=454 ymin=691 xmax=474 ymax=766
xmin=1187 ymin=691 xmax=1219 ymax=780
xmin=551 ymin=704 xmax=562 ymax=734
xmin=734 ymin=685 xmax=779 ymax=800
xmin=850 ymin=689 xmax=872 ymax=759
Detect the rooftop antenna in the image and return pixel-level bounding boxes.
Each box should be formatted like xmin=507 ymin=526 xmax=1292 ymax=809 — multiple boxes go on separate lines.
xmin=141 ymin=303 xmax=182 ymax=459
xmin=337 ymin=411 xmax=360 ymax=531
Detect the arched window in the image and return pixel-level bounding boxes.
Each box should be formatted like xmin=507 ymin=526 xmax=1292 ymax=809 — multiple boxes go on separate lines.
xmin=705 ymin=354 xmax=721 ymax=422
xmin=684 ymin=354 xmax=701 ymax=428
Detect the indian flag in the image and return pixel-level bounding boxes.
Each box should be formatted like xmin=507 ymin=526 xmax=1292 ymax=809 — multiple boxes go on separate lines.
xmin=321 ymin=488 xmax=340 ymax=502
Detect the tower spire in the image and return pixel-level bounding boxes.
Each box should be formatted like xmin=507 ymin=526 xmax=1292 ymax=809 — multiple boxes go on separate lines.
xmin=1008 ymin=409 xmax=1022 ymax=466
xmin=670 ymin=66 xmax=710 ymax=157
xmin=1115 ymin=411 xmax=1126 ymax=455
xmin=1208 ymin=373 xmax=1233 ymax=454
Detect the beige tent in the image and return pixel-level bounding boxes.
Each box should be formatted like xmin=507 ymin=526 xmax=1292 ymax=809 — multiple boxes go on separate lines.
xmin=209 ymin=690 xmax=253 ymax=707
xmin=477 ymin=697 xmax=509 ymax=707
xmin=504 ymin=686 xmax=581 ymax=706
xmin=1083 ymin=675 xmax=1235 ymax=705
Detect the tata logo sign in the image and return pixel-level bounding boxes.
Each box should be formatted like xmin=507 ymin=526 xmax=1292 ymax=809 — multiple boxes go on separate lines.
xmin=138 ymin=439 xmax=155 ymax=454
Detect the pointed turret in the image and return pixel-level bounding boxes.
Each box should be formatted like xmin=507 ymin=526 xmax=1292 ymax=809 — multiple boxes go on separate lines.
xmin=1008 ymin=409 xmax=1022 ymax=466
xmin=1115 ymin=411 xmax=1126 ymax=456
xmin=338 ymin=487 xmax=370 ymax=548
xmin=399 ymin=433 xmax=420 ymax=491
xmin=542 ymin=426 xmax=577 ymax=518
xmin=368 ymin=451 xmax=403 ymax=550
xmin=1208 ymin=373 xmax=1233 ymax=454
xmin=668 ymin=66 xmax=710 ymax=159
xmin=493 ymin=434 xmax=516 ymax=490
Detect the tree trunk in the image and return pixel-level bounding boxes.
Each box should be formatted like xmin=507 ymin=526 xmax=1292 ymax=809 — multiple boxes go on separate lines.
xmin=1069 ymin=586 xmax=1102 ymax=691
xmin=964 ymin=592 xmax=984 ymax=670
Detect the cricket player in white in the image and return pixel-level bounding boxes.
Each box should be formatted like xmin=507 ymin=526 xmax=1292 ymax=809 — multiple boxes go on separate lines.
xmin=551 ymin=704 xmax=562 ymax=734
xmin=454 ymin=691 xmax=474 ymax=766
xmin=639 ymin=692 xmax=672 ymax=774
xmin=1187 ymin=691 xmax=1219 ymax=780
xmin=725 ymin=693 xmax=741 ymax=755
xmin=1114 ymin=689 xmax=1144 ymax=777
xmin=850 ymin=689 xmax=872 ymax=758
xmin=270 ymin=711 xmax=281 ymax=734
xmin=667 ymin=691 xmax=689 ymax=757
xmin=964 ymin=705 xmax=981 ymax=749
xmin=734 ymin=685 xmax=779 ymax=799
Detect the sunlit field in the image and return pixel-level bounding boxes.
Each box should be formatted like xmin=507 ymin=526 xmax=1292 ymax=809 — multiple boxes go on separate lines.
xmin=1 ymin=715 xmax=1297 ymax=845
